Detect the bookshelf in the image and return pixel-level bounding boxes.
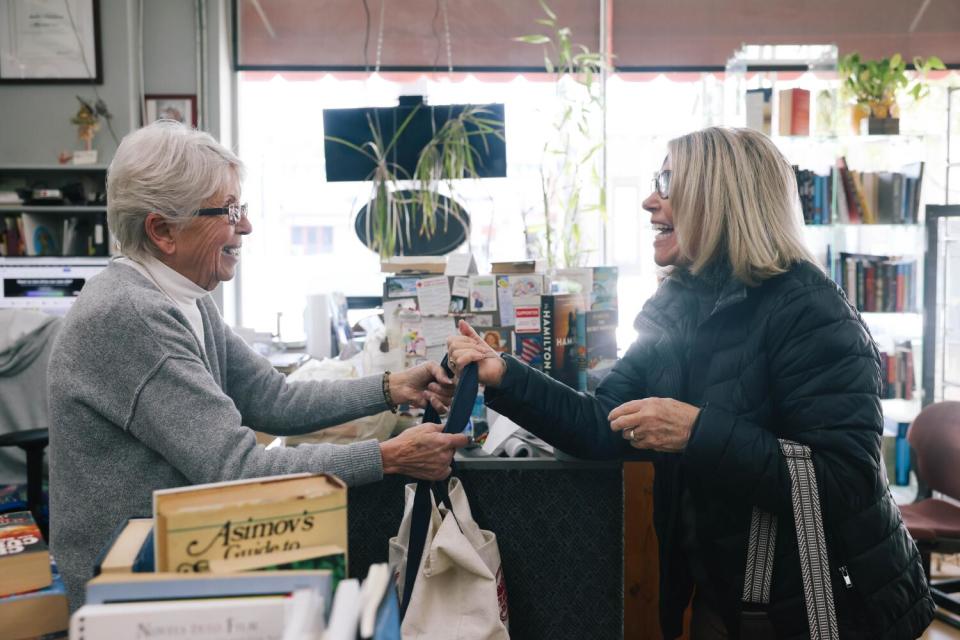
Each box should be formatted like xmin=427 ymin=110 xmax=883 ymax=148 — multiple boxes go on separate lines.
xmin=724 ymin=50 xmax=939 ymax=425
xmin=0 ymin=165 xmax=110 ymax=259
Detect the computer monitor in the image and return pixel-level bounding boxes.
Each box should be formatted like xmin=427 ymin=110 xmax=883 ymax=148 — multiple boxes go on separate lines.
xmin=0 ymin=258 xmax=108 ymax=316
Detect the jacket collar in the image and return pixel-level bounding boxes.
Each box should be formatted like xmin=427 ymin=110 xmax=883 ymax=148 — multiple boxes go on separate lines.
xmin=636 ymin=264 xmax=749 ymax=334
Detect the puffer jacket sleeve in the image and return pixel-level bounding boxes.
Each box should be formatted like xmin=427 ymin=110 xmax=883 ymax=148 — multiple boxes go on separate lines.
xmin=682 ymin=281 xmax=884 ymax=516
xmin=484 ymin=338 xmax=654 ymax=460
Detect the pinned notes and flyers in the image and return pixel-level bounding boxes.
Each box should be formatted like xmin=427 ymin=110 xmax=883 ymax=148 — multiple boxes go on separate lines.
xmin=420 ymin=316 xmax=457 ymax=347
xmin=469 ymin=276 xmax=497 ymax=312
xmin=416 ymin=276 xmax=451 ymax=317
xmin=445 ymin=252 xmax=478 ymax=276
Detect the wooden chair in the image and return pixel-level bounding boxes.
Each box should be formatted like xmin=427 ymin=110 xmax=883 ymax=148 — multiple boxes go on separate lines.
xmin=899 ymin=401 xmax=960 ymax=628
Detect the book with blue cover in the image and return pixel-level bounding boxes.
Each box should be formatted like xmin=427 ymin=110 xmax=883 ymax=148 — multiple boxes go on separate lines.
xmin=84 ymin=569 xmax=333 ymax=606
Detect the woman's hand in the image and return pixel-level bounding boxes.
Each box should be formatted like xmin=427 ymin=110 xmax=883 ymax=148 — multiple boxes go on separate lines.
xmin=389 ymin=361 xmax=455 ymax=413
xmin=608 ymin=398 xmax=701 ymax=453
xmin=379 ymin=423 xmax=469 ymax=481
xmin=446 ymin=320 xmax=507 ymax=387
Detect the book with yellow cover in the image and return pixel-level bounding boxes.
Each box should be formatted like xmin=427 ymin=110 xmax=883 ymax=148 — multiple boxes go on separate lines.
xmin=152 ymin=473 xmax=347 ymax=574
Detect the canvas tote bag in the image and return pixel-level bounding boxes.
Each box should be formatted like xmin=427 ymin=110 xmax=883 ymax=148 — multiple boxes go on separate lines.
xmin=389 ymin=361 xmax=510 ymax=639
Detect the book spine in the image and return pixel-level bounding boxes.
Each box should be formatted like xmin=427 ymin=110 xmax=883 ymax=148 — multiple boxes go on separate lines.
xmin=856 ymin=260 xmax=866 ymax=311
xmin=865 ymin=264 xmax=875 ymax=311
xmin=540 ymin=295 xmax=554 ymax=378
xmin=576 ymin=312 xmax=587 ymax=392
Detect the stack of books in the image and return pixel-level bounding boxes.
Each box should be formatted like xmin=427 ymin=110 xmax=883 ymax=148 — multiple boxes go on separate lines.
xmin=69 ymin=473 xmax=404 ymax=638
xmin=0 ymin=511 xmax=69 ymax=640
xmin=381 ymin=256 xmax=619 ymax=393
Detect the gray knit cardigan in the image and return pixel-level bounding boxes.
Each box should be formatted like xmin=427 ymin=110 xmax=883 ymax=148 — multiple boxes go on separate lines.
xmin=48 ymin=262 xmax=387 ymax=609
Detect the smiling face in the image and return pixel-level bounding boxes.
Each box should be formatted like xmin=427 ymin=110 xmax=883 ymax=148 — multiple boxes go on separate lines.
xmin=642 ymin=157 xmax=682 ymax=268
xmin=167 ymin=175 xmax=252 ymax=290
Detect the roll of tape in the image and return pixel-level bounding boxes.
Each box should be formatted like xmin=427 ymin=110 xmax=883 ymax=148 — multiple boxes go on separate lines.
xmin=503 ymin=436 xmax=532 ymax=458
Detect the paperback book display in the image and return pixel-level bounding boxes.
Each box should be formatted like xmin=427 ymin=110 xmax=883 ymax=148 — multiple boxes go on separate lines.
xmin=381 ymin=256 xmax=619 ymax=393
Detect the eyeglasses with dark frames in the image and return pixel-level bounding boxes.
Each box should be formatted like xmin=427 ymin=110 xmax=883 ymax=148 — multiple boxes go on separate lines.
xmin=195 ymin=202 xmax=248 ymax=225
xmin=651 ymin=169 xmax=672 ymax=199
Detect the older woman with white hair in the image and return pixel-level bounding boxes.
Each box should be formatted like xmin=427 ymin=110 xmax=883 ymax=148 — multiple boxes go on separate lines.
xmin=49 ymin=120 xmax=467 ymax=609
xmin=448 ymin=127 xmax=934 ymax=638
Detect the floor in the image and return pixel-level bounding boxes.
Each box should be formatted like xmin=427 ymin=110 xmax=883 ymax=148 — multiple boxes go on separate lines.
xmin=923 ymin=619 xmax=960 ymax=639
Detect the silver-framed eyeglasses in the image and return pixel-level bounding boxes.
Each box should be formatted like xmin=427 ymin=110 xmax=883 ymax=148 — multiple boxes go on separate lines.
xmin=651 ymin=169 xmax=672 ymax=199
xmin=195 ymin=202 xmax=248 ymax=225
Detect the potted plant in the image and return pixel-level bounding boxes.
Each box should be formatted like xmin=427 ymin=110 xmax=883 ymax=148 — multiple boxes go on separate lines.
xmin=838 ymin=53 xmax=945 ymax=134
xmin=325 ymin=101 xmax=504 ymax=258
xmin=517 ymin=1 xmax=606 ymax=269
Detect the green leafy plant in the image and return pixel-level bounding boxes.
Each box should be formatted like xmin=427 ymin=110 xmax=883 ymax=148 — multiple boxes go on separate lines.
xmin=413 ymin=105 xmax=504 ymax=240
xmin=517 ymin=0 xmax=606 ymax=269
xmin=326 ymin=104 xmax=503 ymax=258
xmin=838 ymin=53 xmax=945 ymax=118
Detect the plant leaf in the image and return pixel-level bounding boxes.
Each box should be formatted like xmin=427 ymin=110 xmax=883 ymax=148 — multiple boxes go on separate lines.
xmin=516 ymin=34 xmax=551 ymax=44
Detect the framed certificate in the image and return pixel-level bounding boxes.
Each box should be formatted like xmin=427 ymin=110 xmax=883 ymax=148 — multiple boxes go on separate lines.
xmin=0 ymin=0 xmax=102 ymax=83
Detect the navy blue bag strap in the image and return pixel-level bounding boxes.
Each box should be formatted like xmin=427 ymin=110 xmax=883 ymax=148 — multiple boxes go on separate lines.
xmin=399 ymin=357 xmax=478 ymax=621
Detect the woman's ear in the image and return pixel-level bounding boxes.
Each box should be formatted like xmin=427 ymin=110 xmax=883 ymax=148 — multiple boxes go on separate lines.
xmin=143 ymin=212 xmax=178 ymax=256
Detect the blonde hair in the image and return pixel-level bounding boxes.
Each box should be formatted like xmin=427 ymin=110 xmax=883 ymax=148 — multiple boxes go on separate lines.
xmin=667 ymin=127 xmax=818 ymax=286
xmin=107 ymin=120 xmax=245 ymax=258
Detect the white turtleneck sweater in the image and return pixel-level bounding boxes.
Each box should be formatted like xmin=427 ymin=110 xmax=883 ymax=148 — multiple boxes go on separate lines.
xmin=115 ymin=255 xmax=208 ymax=347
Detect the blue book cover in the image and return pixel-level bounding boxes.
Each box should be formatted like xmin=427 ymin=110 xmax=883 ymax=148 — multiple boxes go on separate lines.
xmin=85 ymin=570 xmax=333 ymax=605
xmin=373 ymin=579 xmax=401 ymax=640
xmin=895 ymin=422 xmax=911 ymax=486
xmin=0 ymin=484 xmax=26 ymax=514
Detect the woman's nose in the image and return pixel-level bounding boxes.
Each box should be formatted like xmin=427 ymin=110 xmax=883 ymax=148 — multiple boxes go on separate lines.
xmin=236 ymin=213 xmax=253 ymax=235
xmin=642 ymin=192 xmax=659 ymax=212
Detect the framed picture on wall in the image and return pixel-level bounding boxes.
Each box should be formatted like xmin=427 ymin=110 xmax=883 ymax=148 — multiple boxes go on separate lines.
xmin=0 ymin=0 xmax=102 ymax=83
xmin=145 ymin=94 xmax=198 ymax=128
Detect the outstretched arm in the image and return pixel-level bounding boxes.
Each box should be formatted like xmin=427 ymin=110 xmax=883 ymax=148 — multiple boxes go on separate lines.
xmin=448 ymin=320 xmax=653 ymax=460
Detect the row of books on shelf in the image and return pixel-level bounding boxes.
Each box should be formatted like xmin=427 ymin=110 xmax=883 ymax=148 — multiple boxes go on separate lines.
xmin=0 ymin=474 xmax=397 ymax=639
xmin=380 ymin=259 xmax=619 ymax=392
xmin=0 ymin=212 xmax=109 ymax=257
xmin=833 ymin=252 xmax=918 ymax=313
xmin=794 ymin=159 xmax=924 ymax=225
xmin=881 ymin=341 xmax=916 ymax=401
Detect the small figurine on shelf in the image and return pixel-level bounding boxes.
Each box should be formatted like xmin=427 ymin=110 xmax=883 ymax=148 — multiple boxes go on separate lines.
xmin=69 ymin=96 xmax=114 ymax=164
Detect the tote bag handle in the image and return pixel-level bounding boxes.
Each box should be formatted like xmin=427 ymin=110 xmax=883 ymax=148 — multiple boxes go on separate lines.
xmin=741 ymin=439 xmax=839 ymax=640
xmin=399 ymin=357 xmax=478 ymax=620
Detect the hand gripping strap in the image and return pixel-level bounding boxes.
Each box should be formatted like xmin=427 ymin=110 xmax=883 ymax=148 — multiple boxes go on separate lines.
xmin=741 ymin=439 xmax=838 ymax=640
xmin=399 ymin=358 xmax=478 ymax=621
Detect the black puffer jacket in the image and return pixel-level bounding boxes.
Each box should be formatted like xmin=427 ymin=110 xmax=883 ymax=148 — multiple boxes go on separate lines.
xmin=485 ymin=261 xmax=934 ymax=639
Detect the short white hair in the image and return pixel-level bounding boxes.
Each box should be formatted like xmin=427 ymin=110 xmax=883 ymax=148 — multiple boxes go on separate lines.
xmin=668 ymin=127 xmax=818 ymax=286
xmin=107 ymin=120 xmax=245 ymax=258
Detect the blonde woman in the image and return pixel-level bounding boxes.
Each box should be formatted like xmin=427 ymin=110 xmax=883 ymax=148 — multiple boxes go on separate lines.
xmin=448 ymin=128 xmax=934 ymax=639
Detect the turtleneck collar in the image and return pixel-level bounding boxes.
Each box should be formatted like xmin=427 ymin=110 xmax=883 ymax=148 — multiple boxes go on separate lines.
xmin=115 ymin=254 xmax=208 ymax=346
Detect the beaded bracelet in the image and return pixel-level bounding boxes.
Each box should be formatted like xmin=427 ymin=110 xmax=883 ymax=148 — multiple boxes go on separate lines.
xmin=382 ymin=370 xmax=398 ymax=413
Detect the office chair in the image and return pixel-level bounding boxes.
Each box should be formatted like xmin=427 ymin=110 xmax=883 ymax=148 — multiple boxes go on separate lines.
xmin=0 ymin=429 xmax=49 ymax=538
xmin=899 ymin=401 xmax=960 ymax=628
